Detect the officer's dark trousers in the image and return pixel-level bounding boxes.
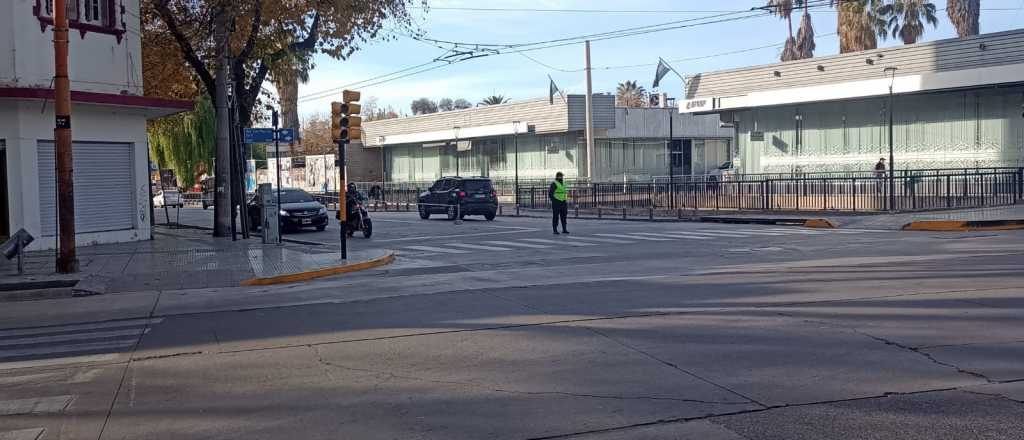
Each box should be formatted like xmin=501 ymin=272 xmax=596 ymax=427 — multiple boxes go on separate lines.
xmin=552 ymin=200 xmax=568 ymax=231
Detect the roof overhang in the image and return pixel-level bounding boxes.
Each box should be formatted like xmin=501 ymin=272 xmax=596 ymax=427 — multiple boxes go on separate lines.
xmin=0 ymin=87 xmax=193 ymax=118
xmin=372 ymin=122 xmax=526 ymax=147
xmin=681 ymin=62 xmax=1024 ymax=114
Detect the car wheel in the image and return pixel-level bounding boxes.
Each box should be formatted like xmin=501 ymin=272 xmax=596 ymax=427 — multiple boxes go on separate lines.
xmin=418 ymin=204 xmax=430 ymax=219
xmin=484 ymin=211 xmax=496 ymax=221
xmin=446 ymin=205 xmax=458 ymax=221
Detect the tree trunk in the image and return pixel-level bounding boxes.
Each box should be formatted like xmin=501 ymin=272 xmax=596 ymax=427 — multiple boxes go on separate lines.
xmin=272 ymin=73 xmax=301 ymax=149
xmin=213 ymin=7 xmax=232 ymax=237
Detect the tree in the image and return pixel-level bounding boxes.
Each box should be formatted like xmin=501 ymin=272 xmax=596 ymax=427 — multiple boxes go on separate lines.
xmin=453 ymin=98 xmax=472 ymax=110
xmin=882 ymin=0 xmax=939 ymax=45
xmin=361 ymin=96 xmax=401 ymax=121
xmin=148 ymin=97 xmax=216 ymax=189
xmin=795 ymin=1 xmax=815 ymax=60
xmin=767 ymin=0 xmax=800 ymax=61
xmin=946 ymin=0 xmax=979 ymax=38
xmin=438 ymin=98 xmax=455 ymax=111
xmin=411 ymin=98 xmax=439 ymax=115
xmin=300 ymin=112 xmax=333 ymax=155
xmin=615 ymin=81 xmax=646 ymax=108
xmin=479 ymin=95 xmax=510 ymax=106
xmin=832 ymin=0 xmax=889 ymax=53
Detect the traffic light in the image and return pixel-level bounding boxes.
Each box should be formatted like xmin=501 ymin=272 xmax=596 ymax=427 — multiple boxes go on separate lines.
xmin=330 ymin=90 xmax=362 ymax=143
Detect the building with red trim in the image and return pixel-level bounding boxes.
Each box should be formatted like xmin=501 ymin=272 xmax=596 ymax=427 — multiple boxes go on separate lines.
xmin=1 ymin=0 xmax=190 ymax=248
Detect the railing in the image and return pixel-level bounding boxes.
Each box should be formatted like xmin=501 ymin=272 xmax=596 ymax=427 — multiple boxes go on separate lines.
xmin=517 ymin=169 xmax=1024 ymax=213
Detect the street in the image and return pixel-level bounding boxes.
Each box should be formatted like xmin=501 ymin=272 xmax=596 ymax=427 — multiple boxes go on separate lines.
xmin=2 ymin=211 xmax=1024 ymax=439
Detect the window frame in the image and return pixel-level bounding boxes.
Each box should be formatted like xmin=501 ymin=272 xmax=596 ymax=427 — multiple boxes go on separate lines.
xmin=33 ymin=0 xmax=126 ymax=44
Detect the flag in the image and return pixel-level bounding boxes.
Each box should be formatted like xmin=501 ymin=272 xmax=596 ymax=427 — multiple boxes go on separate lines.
xmin=653 ymin=58 xmax=672 ymax=89
xmin=549 ymin=75 xmax=561 ymax=104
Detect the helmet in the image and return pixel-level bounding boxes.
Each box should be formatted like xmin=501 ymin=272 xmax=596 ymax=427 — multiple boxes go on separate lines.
xmin=347 ymin=183 xmax=357 ymax=191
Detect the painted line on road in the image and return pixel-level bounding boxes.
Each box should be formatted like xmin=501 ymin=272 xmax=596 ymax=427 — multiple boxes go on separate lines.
xmin=0 ymin=340 xmax=138 ymax=359
xmin=0 ymin=395 xmax=73 ymax=416
xmin=446 ymin=243 xmax=514 ymax=251
xmin=0 ymin=428 xmax=45 ymax=440
xmin=759 ymin=227 xmax=829 ymax=235
xmin=520 ymin=238 xmax=596 ymax=246
xmin=597 ymin=233 xmax=674 ymax=241
xmin=0 ymin=318 xmax=163 ymax=339
xmin=632 ymin=232 xmax=713 ymax=240
xmin=671 ymin=230 xmax=763 ymax=238
xmin=403 ymin=245 xmax=471 ymax=254
xmin=483 ymin=240 xmax=551 ymax=249
xmin=0 ymin=328 xmax=150 ymax=348
xmin=726 ymin=229 xmax=789 ymax=236
xmin=377 ymin=229 xmax=539 ymax=243
xmin=564 ymin=235 xmax=635 ymax=244
xmin=0 ymin=354 xmax=121 ymax=372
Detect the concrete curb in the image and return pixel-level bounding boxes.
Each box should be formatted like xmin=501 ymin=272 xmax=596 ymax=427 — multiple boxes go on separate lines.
xmin=240 ymin=251 xmax=396 ymax=286
xmin=901 ymin=219 xmax=1024 ymax=231
xmin=700 ymin=216 xmax=838 ymax=229
xmin=804 ymin=219 xmax=839 ymax=229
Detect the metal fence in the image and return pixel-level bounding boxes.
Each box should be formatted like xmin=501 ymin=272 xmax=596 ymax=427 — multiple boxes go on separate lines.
xmin=517 ymin=169 xmax=1024 ymax=213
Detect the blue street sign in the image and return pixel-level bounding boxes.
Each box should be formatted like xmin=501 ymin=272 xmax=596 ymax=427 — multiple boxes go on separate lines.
xmin=277 ymin=128 xmax=296 ymax=143
xmin=243 ymin=128 xmax=275 ymax=144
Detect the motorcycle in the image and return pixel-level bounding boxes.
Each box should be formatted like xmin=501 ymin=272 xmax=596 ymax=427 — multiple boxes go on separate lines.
xmin=344 ymin=199 xmax=373 ymax=238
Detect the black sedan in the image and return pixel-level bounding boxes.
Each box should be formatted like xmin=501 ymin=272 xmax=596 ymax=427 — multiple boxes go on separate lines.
xmin=248 ymin=188 xmax=329 ymax=232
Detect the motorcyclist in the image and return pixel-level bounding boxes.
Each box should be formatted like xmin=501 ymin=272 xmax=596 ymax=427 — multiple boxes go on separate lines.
xmin=345 ymin=183 xmax=365 ymax=218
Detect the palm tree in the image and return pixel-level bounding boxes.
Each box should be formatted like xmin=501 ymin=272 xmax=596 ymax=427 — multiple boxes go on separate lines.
xmin=832 ymin=0 xmax=889 ymax=53
xmin=946 ymin=0 xmax=980 ymax=38
xmin=882 ymin=0 xmax=939 ymax=45
xmin=478 ymin=95 xmax=510 ymax=106
xmin=795 ymin=1 xmax=815 ymax=60
xmin=615 ymin=81 xmax=647 ymax=107
xmin=767 ymin=0 xmax=800 ymax=61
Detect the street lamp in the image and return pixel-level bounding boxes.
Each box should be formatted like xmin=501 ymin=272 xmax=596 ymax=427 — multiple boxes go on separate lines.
xmin=884 ymin=66 xmax=898 ymax=211
xmin=512 ymin=121 xmax=521 ymax=208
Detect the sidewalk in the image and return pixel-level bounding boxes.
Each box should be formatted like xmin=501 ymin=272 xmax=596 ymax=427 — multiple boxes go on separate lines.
xmin=0 ymin=226 xmax=393 ymax=298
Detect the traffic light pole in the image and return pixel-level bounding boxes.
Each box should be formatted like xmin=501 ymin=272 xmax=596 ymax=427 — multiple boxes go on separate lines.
xmin=338 ymin=139 xmax=347 ymax=260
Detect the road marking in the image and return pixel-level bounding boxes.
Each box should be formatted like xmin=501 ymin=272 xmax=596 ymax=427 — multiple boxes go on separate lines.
xmin=676 ymin=230 xmax=764 ymax=237
xmin=446 ymin=243 xmax=513 ymax=251
xmin=403 ymin=245 xmax=470 ymax=254
xmin=565 ymin=236 xmax=635 ymax=244
xmin=377 ymin=228 xmax=538 ymax=243
xmin=483 ymin=240 xmax=551 ymax=249
xmin=632 ymin=232 xmax=713 ymax=240
xmin=0 ymin=340 xmax=137 ymax=359
xmin=0 ymin=428 xmax=45 ymax=440
xmin=759 ymin=228 xmax=828 ymax=235
xmin=0 ymin=354 xmax=120 ymax=371
xmin=0 ymin=328 xmax=150 ymax=348
xmin=0 ymin=395 xmax=73 ymax=416
xmin=0 ymin=318 xmax=163 ymax=339
xmin=597 ymin=233 xmax=674 ymax=241
xmin=0 ymin=372 xmax=64 ymax=386
xmin=520 ymin=238 xmax=596 ymax=246
xmin=725 ymin=229 xmax=789 ymax=236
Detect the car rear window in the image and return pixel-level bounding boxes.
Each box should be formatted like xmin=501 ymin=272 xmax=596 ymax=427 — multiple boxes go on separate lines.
xmin=461 ymin=180 xmax=493 ymax=192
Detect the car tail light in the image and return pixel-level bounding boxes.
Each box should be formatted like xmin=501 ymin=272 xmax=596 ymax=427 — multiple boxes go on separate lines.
xmin=458 ymin=191 xmax=466 ymax=198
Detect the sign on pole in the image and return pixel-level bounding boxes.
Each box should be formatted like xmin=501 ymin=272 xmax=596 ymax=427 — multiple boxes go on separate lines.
xmin=277 ymin=128 xmax=296 ymax=143
xmin=243 ymin=128 xmax=275 ymax=144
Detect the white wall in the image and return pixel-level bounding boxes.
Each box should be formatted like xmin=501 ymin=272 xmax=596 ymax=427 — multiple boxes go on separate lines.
xmin=1 ymin=100 xmax=151 ymax=249
xmin=3 ymin=0 xmax=143 ymax=95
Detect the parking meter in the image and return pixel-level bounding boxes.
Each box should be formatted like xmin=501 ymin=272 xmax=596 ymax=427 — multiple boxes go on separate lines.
xmin=259 ymin=183 xmax=279 ymax=244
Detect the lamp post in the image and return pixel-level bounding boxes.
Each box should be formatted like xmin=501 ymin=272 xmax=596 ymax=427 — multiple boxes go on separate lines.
xmin=884 ymin=66 xmax=898 ymax=212
xmin=513 ymin=121 xmax=521 ymax=207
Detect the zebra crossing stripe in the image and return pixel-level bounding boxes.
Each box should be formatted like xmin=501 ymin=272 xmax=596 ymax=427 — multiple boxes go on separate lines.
xmin=446 ymin=243 xmax=514 ymax=251
xmin=520 ymin=238 xmax=595 ymax=246
xmin=725 ymin=229 xmax=789 ymax=236
xmin=0 ymin=395 xmax=73 ymax=416
xmin=0 ymin=428 xmax=45 ymax=440
xmin=0 ymin=328 xmax=150 ymax=348
xmin=404 ymin=245 xmax=470 ymax=254
xmin=0 ymin=354 xmax=120 ymax=371
xmin=483 ymin=240 xmax=551 ymax=249
xmin=0 ymin=340 xmax=137 ymax=359
xmin=565 ymin=236 xmax=635 ymax=244
xmin=0 ymin=318 xmax=163 ymax=339
xmin=632 ymin=232 xmax=713 ymax=240
xmin=759 ymin=228 xmax=828 ymax=235
xmin=597 ymin=233 xmax=674 ymax=241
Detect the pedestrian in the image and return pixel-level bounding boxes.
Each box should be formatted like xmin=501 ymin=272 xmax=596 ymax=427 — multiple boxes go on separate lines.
xmin=549 ymin=171 xmax=569 ymax=235
xmin=874 ymin=157 xmax=887 ymax=192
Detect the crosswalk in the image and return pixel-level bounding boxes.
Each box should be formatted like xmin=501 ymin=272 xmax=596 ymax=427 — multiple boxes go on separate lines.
xmin=397 ymin=227 xmax=884 ymax=256
xmin=0 ymin=317 xmax=162 ymax=370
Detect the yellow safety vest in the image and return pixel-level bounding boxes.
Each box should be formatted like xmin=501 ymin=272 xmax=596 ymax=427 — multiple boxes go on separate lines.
xmin=553 ymin=180 xmax=567 ymax=202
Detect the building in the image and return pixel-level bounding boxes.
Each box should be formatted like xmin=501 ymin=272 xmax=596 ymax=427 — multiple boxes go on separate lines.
xmin=361 ymin=94 xmax=731 ymax=183
xmin=681 ymin=29 xmax=1024 ymax=175
xmin=0 ymin=0 xmax=191 ymax=247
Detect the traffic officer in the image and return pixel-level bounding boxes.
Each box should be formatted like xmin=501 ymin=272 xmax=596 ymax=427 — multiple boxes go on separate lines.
xmin=548 ymin=171 xmax=569 ymax=235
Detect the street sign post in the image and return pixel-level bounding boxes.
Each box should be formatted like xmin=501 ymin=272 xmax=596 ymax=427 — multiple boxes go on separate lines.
xmin=277 ymin=128 xmax=296 ymax=143
xmin=243 ymin=128 xmax=275 ymax=144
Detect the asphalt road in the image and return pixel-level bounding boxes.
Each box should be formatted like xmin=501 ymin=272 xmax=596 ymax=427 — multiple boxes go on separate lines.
xmin=4 ymin=209 xmax=1024 ymax=439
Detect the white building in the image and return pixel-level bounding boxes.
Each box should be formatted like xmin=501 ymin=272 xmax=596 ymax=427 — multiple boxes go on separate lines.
xmin=0 ymin=0 xmax=190 ymax=247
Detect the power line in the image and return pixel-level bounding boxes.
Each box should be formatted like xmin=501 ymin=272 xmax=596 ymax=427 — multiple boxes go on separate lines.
xmin=297 ymin=60 xmax=444 ymax=102
xmin=409 ymin=6 xmax=748 ymax=14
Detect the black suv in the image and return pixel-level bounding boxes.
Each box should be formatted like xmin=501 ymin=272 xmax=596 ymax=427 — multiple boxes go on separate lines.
xmin=418 ymin=177 xmax=497 ymax=221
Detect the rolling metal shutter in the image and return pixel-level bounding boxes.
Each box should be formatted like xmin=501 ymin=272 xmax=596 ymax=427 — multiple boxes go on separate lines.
xmin=38 ymin=141 xmax=135 ymax=236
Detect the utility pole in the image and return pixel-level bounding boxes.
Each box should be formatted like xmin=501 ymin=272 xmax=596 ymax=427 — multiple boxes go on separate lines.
xmin=53 ymin=0 xmax=77 ymax=273
xmin=584 ymin=40 xmax=595 ymax=181
xmin=273 ymin=110 xmax=282 ymax=245
xmin=885 ymin=67 xmax=898 ymax=212
xmin=212 ymin=5 xmax=232 ymax=237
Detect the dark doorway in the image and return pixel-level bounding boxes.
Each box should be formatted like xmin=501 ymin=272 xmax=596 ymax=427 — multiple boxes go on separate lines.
xmin=681 ymin=139 xmax=693 ymax=176
xmin=0 ymin=148 xmax=8 ymax=239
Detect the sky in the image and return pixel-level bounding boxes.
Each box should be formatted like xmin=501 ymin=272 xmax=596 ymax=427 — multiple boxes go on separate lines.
xmin=293 ymin=0 xmax=1024 ymax=119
